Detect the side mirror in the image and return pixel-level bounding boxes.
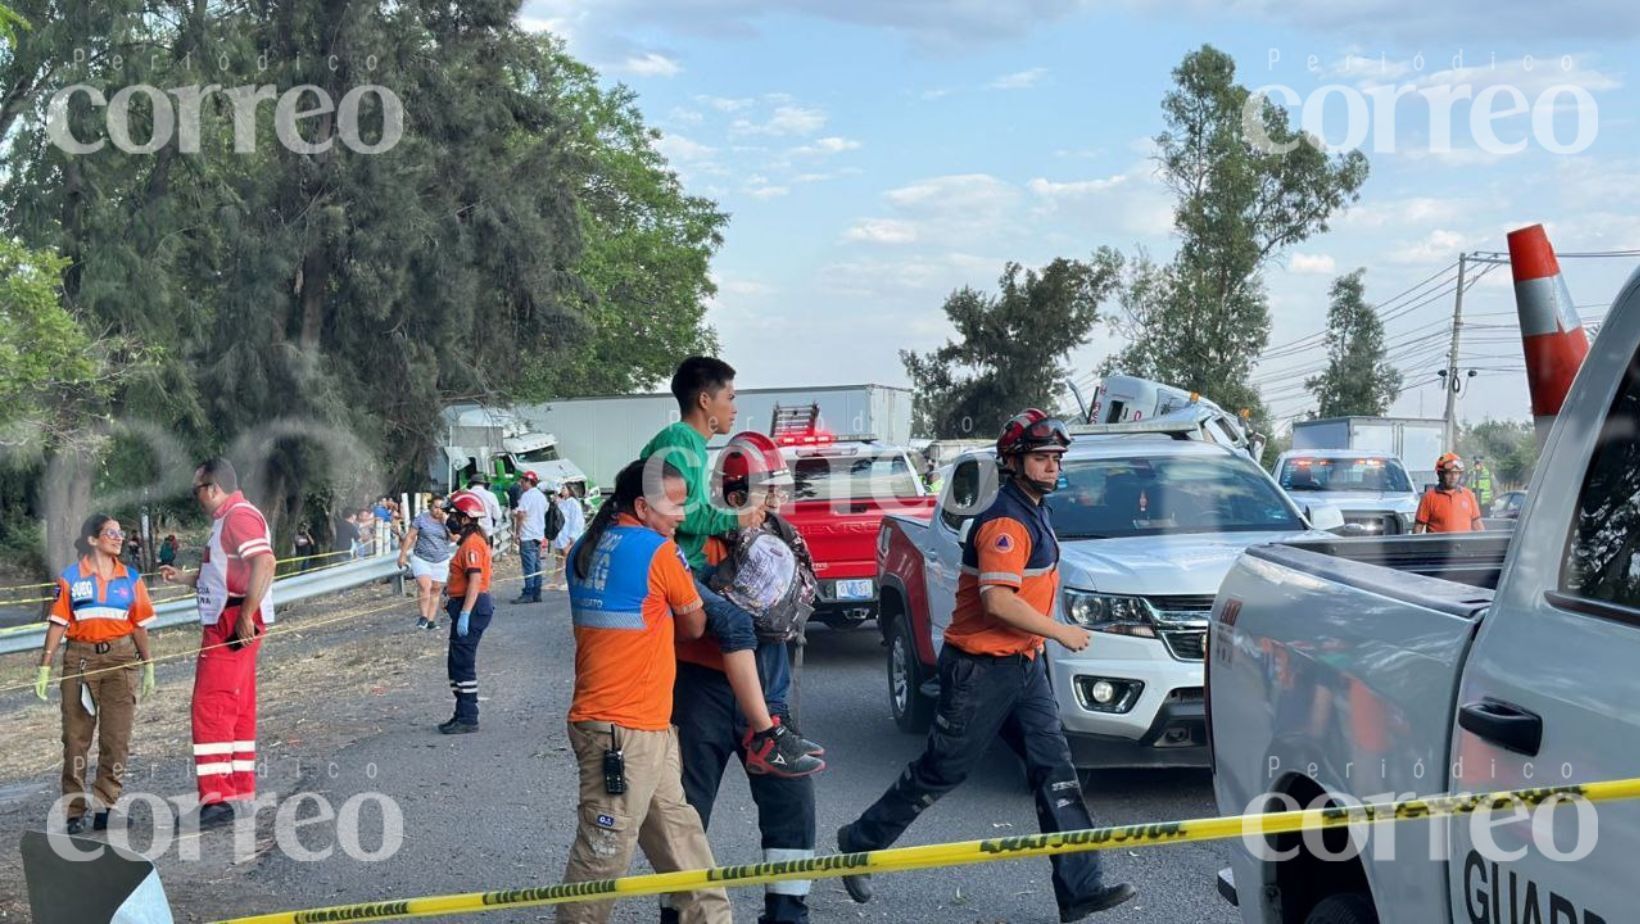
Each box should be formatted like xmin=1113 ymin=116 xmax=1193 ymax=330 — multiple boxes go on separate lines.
xmin=1306 ymin=503 xmax=1346 ymax=533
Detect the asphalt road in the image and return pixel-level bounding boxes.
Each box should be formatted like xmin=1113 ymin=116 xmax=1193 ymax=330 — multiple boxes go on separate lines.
xmin=1 ymin=588 xmax=1239 ymax=924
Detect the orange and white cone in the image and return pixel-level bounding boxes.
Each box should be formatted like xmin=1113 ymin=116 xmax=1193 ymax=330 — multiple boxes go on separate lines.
xmin=1507 ymin=224 xmax=1591 ymax=447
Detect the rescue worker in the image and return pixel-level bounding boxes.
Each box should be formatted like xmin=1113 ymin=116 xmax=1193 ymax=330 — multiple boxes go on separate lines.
xmin=836 ymin=410 xmax=1136 ymax=921
xmin=1413 ymin=453 xmax=1485 ymax=534
xmin=559 ymin=459 xmax=731 ymax=924
xmin=639 ymin=357 xmax=821 ymax=776
xmin=1470 ymin=455 xmax=1495 ymax=510
xmin=440 ymin=490 xmax=495 ymax=733
xmin=511 ymin=470 xmax=549 ymax=604
xmin=159 ymin=458 xmax=276 ymax=830
xmin=665 ymin=432 xmax=821 ymax=924
xmin=36 ymin=514 xmax=157 ymax=834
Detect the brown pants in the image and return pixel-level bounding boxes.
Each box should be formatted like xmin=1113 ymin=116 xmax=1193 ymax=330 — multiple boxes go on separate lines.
xmin=60 ymin=636 xmax=141 ymax=819
xmin=557 ymin=721 xmax=730 ymax=924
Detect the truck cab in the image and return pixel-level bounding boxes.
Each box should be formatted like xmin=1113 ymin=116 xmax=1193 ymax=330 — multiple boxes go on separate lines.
xmin=879 ymin=435 xmax=1335 ymax=768
xmin=1272 ymin=449 xmax=1420 ymax=536
xmin=1209 ymin=267 xmax=1640 ymax=923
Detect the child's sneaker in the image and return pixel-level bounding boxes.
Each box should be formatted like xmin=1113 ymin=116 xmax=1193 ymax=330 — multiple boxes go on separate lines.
xmin=781 ymin=717 xmax=824 ymax=757
xmin=744 ymin=719 xmax=825 ymax=777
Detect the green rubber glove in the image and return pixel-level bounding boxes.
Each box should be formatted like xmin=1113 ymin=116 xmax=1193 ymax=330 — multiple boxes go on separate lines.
xmin=34 ymin=665 xmax=50 ymax=701
xmin=140 ymin=662 xmax=156 ymax=700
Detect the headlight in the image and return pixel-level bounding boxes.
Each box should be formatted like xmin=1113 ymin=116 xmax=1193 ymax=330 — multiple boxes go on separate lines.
xmin=1062 ymin=590 xmax=1157 ymax=638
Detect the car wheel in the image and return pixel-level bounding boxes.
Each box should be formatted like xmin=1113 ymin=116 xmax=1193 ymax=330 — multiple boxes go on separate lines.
xmin=1305 ymin=893 xmax=1378 ymax=924
xmin=887 ymin=617 xmax=934 ymax=733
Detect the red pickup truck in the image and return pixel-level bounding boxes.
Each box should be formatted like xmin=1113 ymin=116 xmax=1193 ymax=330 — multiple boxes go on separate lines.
xmin=776 ymin=434 xmax=935 ymax=629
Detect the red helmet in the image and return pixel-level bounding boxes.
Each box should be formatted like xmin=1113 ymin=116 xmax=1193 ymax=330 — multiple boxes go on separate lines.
xmin=447 ymin=491 xmax=486 ymax=519
xmin=996 ymin=408 xmax=1071 ymax=457
xmin=719 ymin=431 xmax=794 ymax=491
xmin=1435 ymin=452 xmax=1465 ymax=473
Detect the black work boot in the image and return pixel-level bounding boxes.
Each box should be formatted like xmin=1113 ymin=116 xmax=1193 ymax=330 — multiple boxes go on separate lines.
xmin=1059 ymin=883 xmax=1138 ymax=921
xmin=836 ymin=823 xmax=873 ymax=903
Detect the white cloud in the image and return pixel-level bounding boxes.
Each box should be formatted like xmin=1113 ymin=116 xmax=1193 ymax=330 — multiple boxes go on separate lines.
xmin=746 ymin=184 xmax=790 ymax=200
xmin=1025 ymin=163 xmax=1175 ymax=237
xmin=696 ymin=95 xmax=755 ymax=113
xmin=718 ymin=277 xmax=775 ymax=297
xmin=921 ymin=88 xmax=953 ymax=101
xmin=1027 ymin=174 xmax=1127 ymax=197
xmin=885 ymin=174 xmax=1017 ymax=212
xmin=792 ymin=172 xmax=835 ymax=183
xmin=1388 ymin=228 xmax=1472 ymax=264
xmin=732 ymin=105 xmax=828 ymax=137
xmin=843 ymin=218 xmax=919 ymax=245
xmin=789 ymin=136 xmax=862 ymax=157
xmin=1289 ymin=253 xmax=1338 ymax=275
xmin=668 ymin=107 xmax=704 ymax=125
xmin=654 ymin=133 xmax=715 ymax=162
xmin=1339 ymin=196 xmax=1480 ymax=229
xmin=988 ymin=67 xmax=1048 ymax=90
xmin=616 ymin=52 xmax=682 ymax=77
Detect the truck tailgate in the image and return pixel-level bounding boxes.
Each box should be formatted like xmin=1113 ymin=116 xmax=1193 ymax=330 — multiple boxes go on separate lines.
xmin=1210 ymin=544 xmax=1494 ymax=915
xmin=789 ymin=497 xmax=935 ymax=579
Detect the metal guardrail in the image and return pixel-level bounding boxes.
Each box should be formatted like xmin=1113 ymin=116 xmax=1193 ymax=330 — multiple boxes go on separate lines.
xmin=0 ymin=552 xmax=405 ymax=657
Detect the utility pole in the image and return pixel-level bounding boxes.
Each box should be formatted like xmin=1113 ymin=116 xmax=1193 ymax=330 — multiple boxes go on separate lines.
xmin=1442 ymin=252 xmax=1467 ymax=452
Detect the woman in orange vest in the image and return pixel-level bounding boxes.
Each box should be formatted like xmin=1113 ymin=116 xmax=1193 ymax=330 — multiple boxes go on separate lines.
xmin=35 ymin=514 xmax=157 ymax=834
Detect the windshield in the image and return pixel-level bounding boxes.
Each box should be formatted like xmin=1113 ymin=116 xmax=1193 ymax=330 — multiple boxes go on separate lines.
xmin=791 ymin=450 xmax=923 ymax=503
xmin=1278 ymin=457 xmax=1411 ymax=493
xmin=514 ymin=445 xmax=560 ymax=464
xmin=1045 ymin=455 xmax=1303 ymax=538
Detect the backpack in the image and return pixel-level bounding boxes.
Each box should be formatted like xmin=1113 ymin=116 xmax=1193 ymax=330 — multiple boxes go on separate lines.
xmin=709 ymin=514 xmax=818 ymax=643
xmin=544 ymin=496 xmax=566 ymax=543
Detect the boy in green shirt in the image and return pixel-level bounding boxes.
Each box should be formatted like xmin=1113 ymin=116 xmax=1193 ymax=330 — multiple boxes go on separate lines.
xmin=640 ymin=357 xmax=822 ymax=778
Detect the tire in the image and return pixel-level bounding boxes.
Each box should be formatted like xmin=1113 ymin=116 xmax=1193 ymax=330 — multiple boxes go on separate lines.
xmin=1305 ymin=893 xmax=1378 ymax=924
xmin=887 ymin=616 xmax=934 ymax=733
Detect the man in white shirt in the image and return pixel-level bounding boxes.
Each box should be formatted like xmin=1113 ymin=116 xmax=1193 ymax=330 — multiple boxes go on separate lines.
xmin=511 ymin=471 xmax=549 ymax=604
xmin=548 ymin=480 xmax=587 ymax=590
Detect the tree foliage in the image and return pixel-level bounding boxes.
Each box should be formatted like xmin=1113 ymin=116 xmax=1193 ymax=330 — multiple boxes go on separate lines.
xmin=902 ymin=255 xmax=1119 ymax=439
xmin=0 ymin=2 xmax=721 ymax=555
xmin=1105 ymin=45 xmax=1369 ymax=419
xmin=1304 ymin=269 xmax=1402 ymax=418
xmin=1460 ymin=418 xmax=1539 ymax=488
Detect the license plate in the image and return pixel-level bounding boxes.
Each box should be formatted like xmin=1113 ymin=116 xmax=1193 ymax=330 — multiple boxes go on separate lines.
xmin=835 ymin=579 xmax=874 ymax=601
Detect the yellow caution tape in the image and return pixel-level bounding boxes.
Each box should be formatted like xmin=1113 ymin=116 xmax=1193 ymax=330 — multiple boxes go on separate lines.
xmin=211 ymin=777 xmax=1640 ymax=924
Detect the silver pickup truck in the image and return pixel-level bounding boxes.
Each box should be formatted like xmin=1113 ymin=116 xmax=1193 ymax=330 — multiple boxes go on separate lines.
xmin=1208 ymin=269 xmax=1640 ymax=924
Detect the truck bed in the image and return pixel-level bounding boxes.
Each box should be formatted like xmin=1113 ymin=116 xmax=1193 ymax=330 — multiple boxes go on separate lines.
xmin=1247 ymin=531 xmax=1510 ymax=595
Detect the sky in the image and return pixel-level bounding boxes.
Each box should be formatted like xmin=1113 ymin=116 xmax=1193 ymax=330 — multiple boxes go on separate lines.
xmin=521 ymin=0 xmax=1640 ymax=430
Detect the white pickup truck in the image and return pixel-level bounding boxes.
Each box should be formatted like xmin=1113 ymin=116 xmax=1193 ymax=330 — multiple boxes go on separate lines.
xmin=1208 ymin=272 xmax=1640 ymax=922
xmin=1271 ymin=449 xmax=1421 ymax=536
xmin=877 ymin=435 xmax=1338 ymax=769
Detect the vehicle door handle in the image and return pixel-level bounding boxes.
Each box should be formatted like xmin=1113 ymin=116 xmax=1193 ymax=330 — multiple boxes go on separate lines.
xmin=1458 ymin=699 xmax=1542 ymax=757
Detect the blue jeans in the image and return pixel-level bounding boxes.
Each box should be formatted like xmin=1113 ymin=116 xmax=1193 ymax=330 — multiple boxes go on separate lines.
xmin=694 ymin=569 xmax=791 ymax=716
xmin=519 ymin=539 xmax=542 ymax=599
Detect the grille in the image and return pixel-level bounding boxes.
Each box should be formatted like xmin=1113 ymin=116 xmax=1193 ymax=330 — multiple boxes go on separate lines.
xmin=1144 ymin=594 xmax=1218 ymax=613
xmin=1162 ymin=629 xmax=1207 ymax=661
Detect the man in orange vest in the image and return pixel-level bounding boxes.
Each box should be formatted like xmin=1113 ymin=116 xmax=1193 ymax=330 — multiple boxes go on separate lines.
xmin=1413 ymin=453 xmax=1485 ymax=534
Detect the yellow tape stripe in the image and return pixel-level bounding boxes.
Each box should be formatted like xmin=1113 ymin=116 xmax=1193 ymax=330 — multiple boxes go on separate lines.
xmin=211 ymin=777 xmax=1640 ymax=924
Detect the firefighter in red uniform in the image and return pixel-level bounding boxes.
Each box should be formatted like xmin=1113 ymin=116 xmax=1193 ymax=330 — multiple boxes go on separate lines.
xmin=160 ymin=458 xmax=277 ymax=830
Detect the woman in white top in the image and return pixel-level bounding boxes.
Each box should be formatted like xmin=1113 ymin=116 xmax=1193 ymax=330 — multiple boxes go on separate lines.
xmin=398 ymin=496 xmax=454 ymax=630
xmin=546 ymin=481 xmax=587 ymax=590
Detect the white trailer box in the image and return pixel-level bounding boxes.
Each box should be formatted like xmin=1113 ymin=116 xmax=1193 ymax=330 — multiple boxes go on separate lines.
xmin=518 ymin=384 xmax=914 ymax=490
xmin=1290 ymin=416 xmax=1446 ymax=486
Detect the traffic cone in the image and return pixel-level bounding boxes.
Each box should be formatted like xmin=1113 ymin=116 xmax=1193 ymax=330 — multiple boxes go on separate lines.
xmin=1507 ymin=224 xmax=1591 ymax=448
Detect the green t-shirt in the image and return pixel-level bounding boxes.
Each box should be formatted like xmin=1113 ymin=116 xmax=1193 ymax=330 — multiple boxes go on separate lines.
xmin=638 ymin=421 xmax=740 ymax=570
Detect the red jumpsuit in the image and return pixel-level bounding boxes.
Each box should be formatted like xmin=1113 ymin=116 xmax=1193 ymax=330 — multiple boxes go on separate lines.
xmin=191 ymin=492 xmax=275 ymax=805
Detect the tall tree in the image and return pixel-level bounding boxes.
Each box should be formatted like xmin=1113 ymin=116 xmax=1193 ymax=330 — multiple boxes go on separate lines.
xmin=1105 ymin=45 xmax=1369 ymax=418
xmin=525 ymin=37 xmax=725 ymax=399
xmin=1460 ymin=418 xmax=1539 ymax=487
xmin=902 ymin=255 xmax=1118 ymax=439
xmin=1305 ymin=269 xmax=1402 ymax=417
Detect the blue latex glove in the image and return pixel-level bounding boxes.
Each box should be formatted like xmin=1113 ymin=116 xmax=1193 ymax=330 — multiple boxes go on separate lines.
xmin=456 ymin=610 xmax=471 ymax=638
